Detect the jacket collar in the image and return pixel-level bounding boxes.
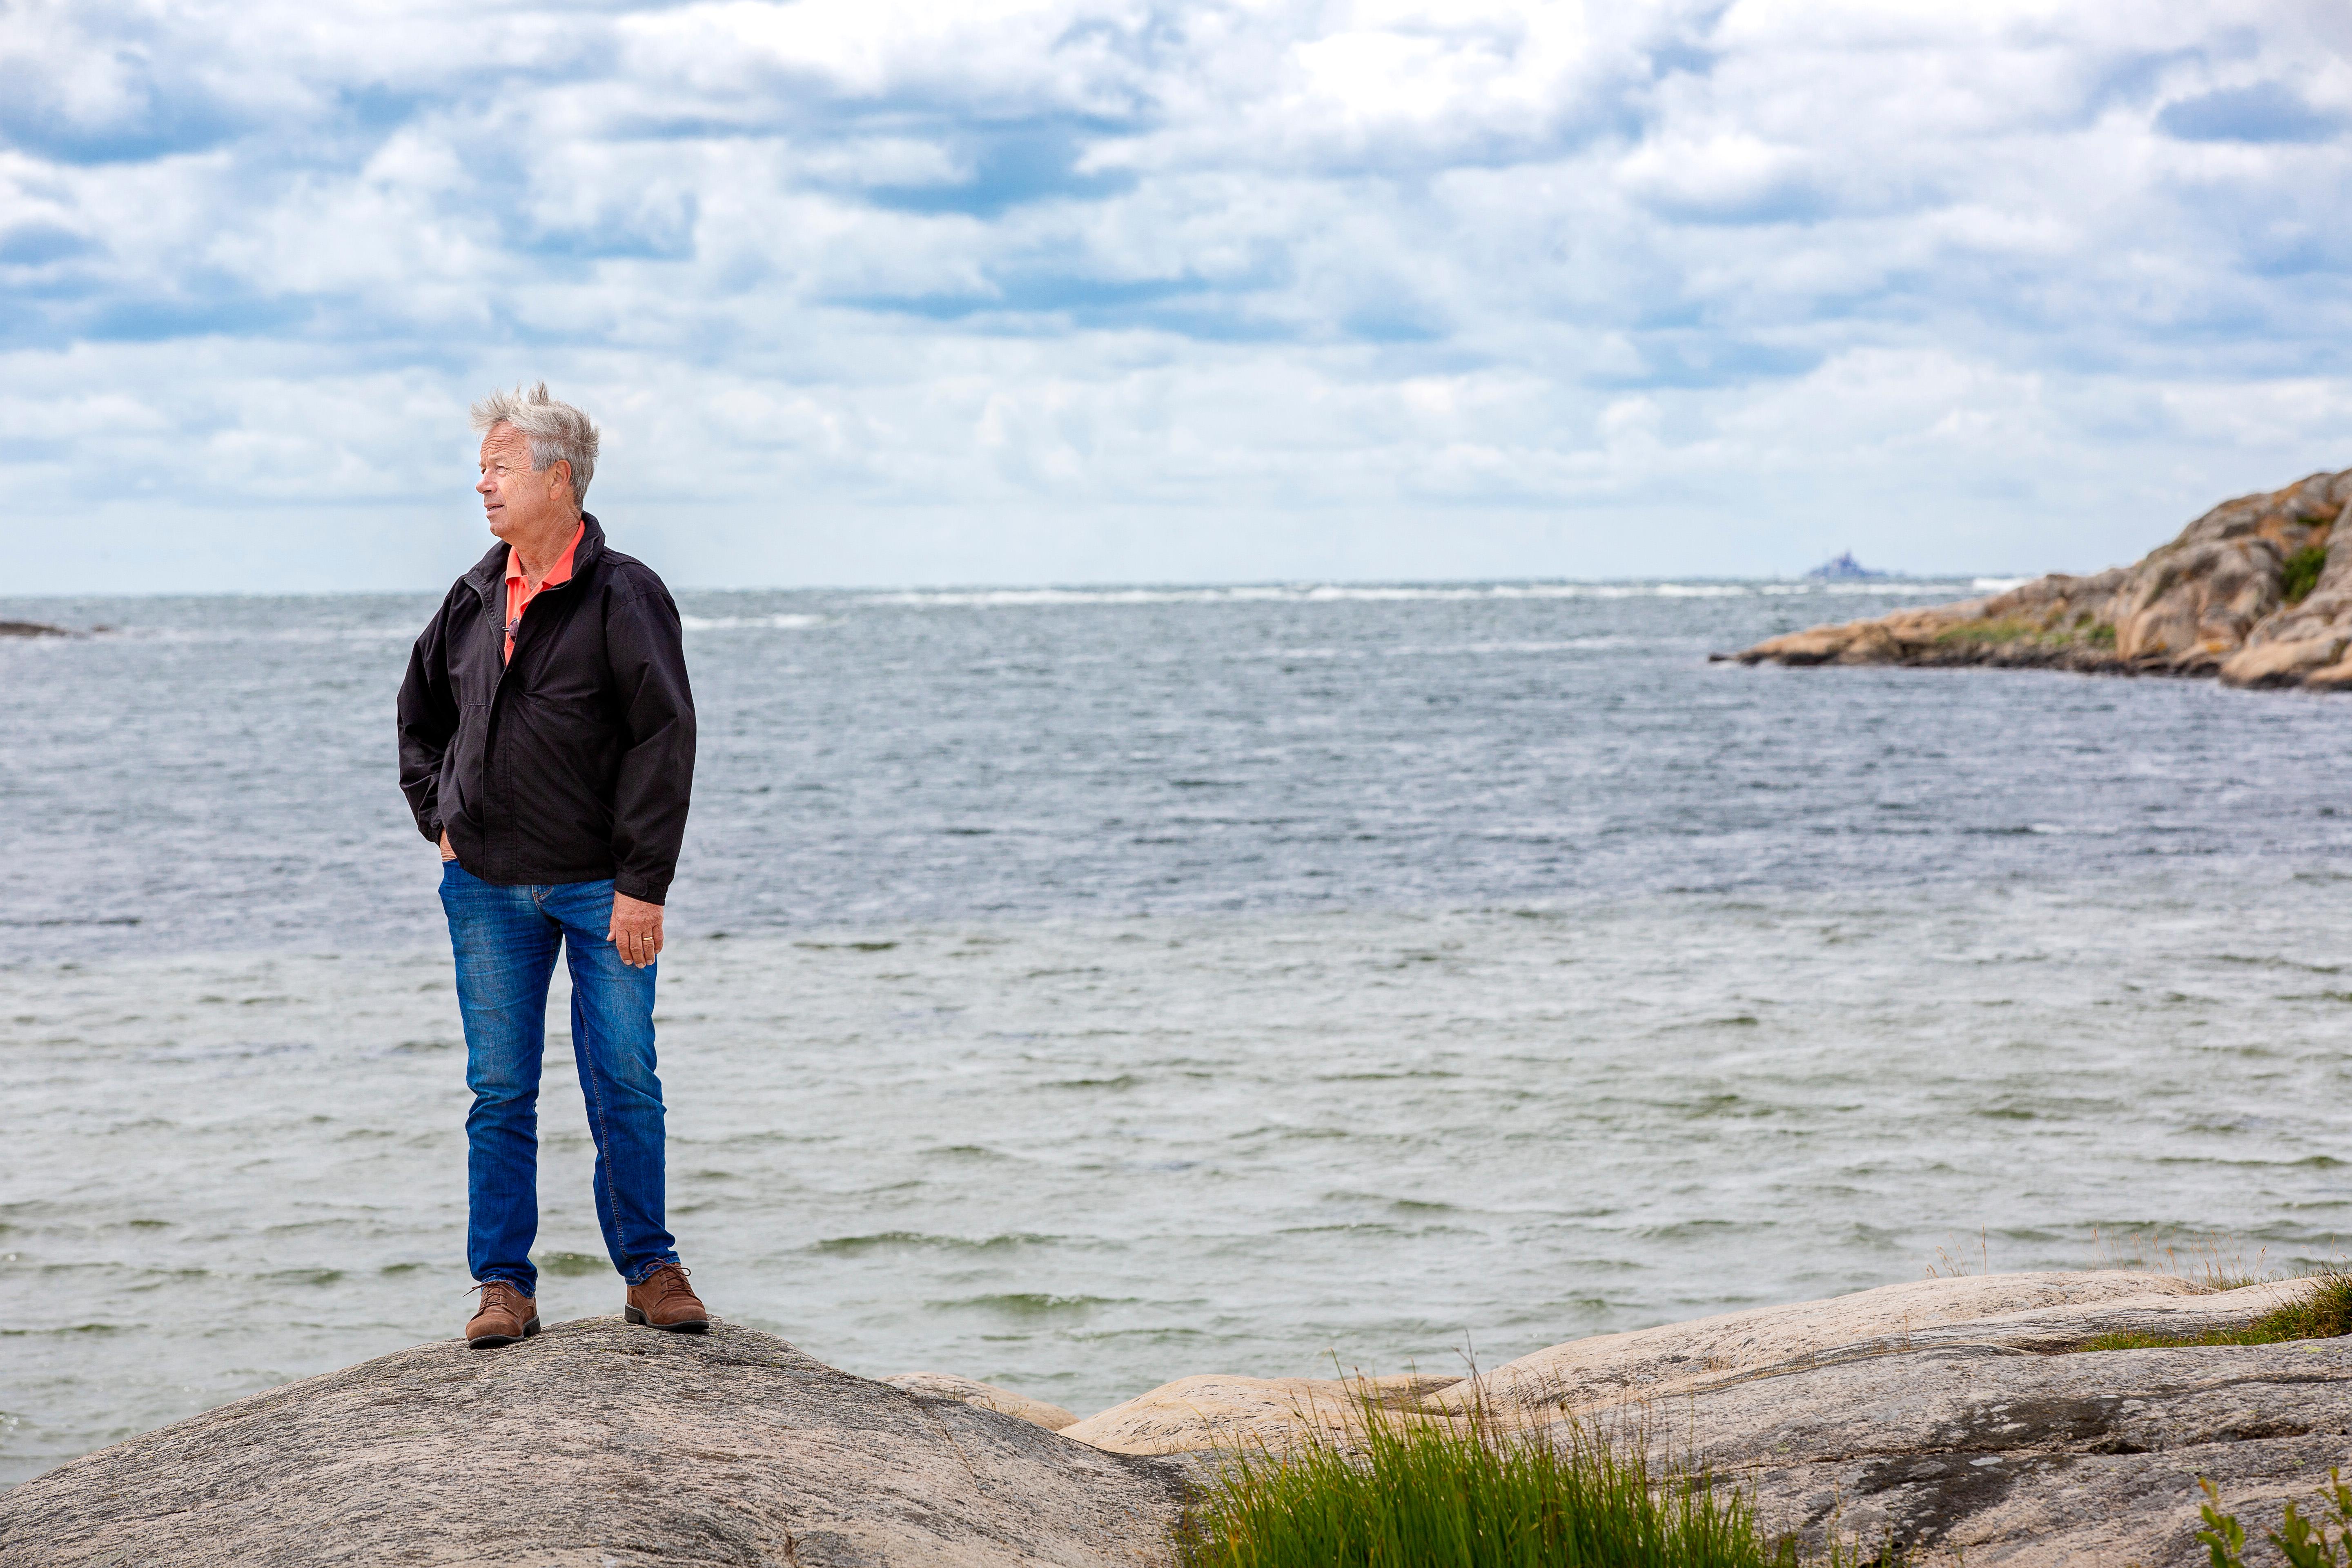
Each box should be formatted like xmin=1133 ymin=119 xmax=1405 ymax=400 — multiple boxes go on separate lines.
xmin=464 ymin=512 xmax=606 ymax=608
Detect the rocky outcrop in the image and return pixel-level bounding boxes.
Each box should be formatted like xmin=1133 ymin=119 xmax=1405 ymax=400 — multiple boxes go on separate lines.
xmin=0 ymin=1318 xmax=1191 ymax=1568
xmin=1067 ymin=1272 xmax=2352 ymax=1566
xmin=885 ymin=1370 xmax=1083 ymax=1432
xmin=1659 ymin=1336 xmax=2352 ymax=1567
xmin=0 ymin=620 xmax=67 ymax=637
xmin=7 ymin=1275 xmax=2343 ymax=1566
xmin=1062 ymin=1372 xmax=1466 ymax=1457
xmin=1731 ymin=468 xmax=2352 ymax=688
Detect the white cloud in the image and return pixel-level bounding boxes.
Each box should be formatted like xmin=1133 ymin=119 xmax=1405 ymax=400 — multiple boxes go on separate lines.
xmin=1 ymin=0 xmax=2348 ymax=592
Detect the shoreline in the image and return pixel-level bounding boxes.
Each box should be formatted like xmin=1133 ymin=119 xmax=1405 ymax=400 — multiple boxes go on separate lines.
xmin=5 ymin=1269 xmax=2345 ymax=1565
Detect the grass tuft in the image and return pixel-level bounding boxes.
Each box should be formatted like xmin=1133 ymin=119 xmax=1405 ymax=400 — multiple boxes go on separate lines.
xmin=2075 ymin=1271 xmax=2352 ymax=1354
xmin=1931 ymin=616 xmax=2114 ymax=651
xmin=1180 ymin=1374 xmax=1893 ymax=1567
xmin=2283 ymin=543 xmax=2330 ymax=606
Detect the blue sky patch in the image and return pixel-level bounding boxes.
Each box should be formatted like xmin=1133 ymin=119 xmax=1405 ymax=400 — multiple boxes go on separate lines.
xmin=2157 ymin=83 xmax=2343 ymax=143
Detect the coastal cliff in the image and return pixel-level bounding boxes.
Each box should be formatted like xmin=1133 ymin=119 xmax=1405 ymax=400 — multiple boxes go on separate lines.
xmin=3 ymin=1271 xmax=2345 ymax=1566
xmin=1732 ymin=467 xmax=2352 ymax=688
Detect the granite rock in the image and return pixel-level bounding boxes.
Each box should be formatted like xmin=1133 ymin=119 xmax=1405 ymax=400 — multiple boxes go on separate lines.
xmin=10 ymin=1276 xmax=2341 ymax=1567
xmin=0 ymin=1317 xmax=1192 ymax=1568
xmin=1061 ymin=1373 xmax=1465 ymax=1457
xmin=1065 ymin=1272 xmax=2348 ymax=1566
xmin=885 ymin=1371 xmax=1083 ymax=1432
xmin=1664 ymin=1335 xmax=2352 ymax=1566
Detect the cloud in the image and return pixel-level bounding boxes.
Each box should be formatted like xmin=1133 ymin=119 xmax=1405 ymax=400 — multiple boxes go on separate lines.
xmin=2 ymin=0 xmax=2350 ymax=592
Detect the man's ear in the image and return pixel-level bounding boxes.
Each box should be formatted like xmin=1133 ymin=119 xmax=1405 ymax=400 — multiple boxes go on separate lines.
xmin=548 ymin=459 xmax=574 ymax=505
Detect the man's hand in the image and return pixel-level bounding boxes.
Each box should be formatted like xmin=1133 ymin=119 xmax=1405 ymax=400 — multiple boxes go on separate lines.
xmin=440 ymin=830 xmax=457 ymax=862
xmin=610 ymin=891 xmax=664 ymax=969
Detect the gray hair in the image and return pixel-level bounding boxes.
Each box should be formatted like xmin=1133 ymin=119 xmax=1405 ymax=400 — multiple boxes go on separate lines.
xmin=470 ymin=382 xmax=599 ymax=506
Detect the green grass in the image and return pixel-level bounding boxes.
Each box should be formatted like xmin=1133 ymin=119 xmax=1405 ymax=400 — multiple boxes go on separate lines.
xmin=2283 ymin=543 xmax=2330 ymax=606
xmin=1931 ymin=615 xmax=2114 ymax=651
xmin=2074 ymin=1272 xmax=2352 ymax=1354
xmin=2195 ymin=1469 xmax=2352 ymax=1568
xmin=1932 ymin=616 xmax=2054 ymax=646
xmin=1180 ymin=1381 xmax=1888 ymax=1568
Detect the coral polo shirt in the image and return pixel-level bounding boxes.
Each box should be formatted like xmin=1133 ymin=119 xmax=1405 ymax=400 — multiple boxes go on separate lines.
xmin=503 ymin=521 xmax=584 ymax=662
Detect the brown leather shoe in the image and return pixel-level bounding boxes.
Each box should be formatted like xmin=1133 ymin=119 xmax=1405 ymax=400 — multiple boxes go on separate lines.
xmin=625 ymin=1263 xmax=709 ymax=1333
xmin=464 ymin=1281 xmax=541 ymax=1348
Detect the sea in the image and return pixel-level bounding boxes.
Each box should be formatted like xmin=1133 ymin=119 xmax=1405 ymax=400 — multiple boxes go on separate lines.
xmin=5 ymin=578 xmax=2351 ymax=1487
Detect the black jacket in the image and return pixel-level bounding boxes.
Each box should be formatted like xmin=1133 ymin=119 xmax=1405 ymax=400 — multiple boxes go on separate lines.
xmin=397 ymin=514 xmax=695 ymax=904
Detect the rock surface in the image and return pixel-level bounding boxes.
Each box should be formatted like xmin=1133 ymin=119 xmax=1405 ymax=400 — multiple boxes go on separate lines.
xmin=1674 ymin=1336 xmax=2352 ymax=1567
xmin=0 ymin=1317 xmax=1191 ymax=1568
xmin=9 ymin=1274 xmax=2343 ymax=1566
xmin=1731 ymin=467 xmax=2352 ymax=687
xmin=885 ymin=1370 xmax=1083 ymax=1432
xmin=1061 ymin=1372 xmax=1466 ymax=1456
xmin=1069 ymin=1271 xmax=2350 ymax=1566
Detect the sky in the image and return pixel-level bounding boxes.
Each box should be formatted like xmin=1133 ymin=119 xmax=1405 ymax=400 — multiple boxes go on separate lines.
xmin=4 ymin=0 xmax=2350 ymax=594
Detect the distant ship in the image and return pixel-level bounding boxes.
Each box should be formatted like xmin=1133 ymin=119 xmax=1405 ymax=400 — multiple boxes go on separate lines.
xmin=1805 ymin=551 xmax=1887 ymax=580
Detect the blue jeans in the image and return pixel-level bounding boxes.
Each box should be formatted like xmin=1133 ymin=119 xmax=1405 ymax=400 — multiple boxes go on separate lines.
xmin=439 ymin=862 xmax=679 ymax=1294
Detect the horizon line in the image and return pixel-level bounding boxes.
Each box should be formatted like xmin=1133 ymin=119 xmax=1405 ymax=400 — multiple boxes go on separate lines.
xmin=1 ymin=571 xmax=2040 ymax=604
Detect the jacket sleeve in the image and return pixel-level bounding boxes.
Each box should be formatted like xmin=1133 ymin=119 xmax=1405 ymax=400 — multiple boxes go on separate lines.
xmin=396 ymin=597 xmax=460 ymax=843
xmin=604 ymin=578 xmax=696 ymax=904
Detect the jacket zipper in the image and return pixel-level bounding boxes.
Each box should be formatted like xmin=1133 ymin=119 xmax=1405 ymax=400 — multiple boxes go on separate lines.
xmin=481 ymin=563 xmax=585 ymax=869
xmin=473 ymin=530 xmax=596 ymax=875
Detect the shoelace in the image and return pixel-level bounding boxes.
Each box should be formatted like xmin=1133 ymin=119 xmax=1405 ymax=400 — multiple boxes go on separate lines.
xmin=466 ymin=1281 xmax=525 ymax=1315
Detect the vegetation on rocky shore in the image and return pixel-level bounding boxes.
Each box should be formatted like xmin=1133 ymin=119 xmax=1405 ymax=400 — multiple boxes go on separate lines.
xmin=2076 ymin=1271 xmax=2352 ymax=1354
xmin=1731 ymin=466 xmax=2352 ymax=690
xmin=2197 ymin=1471 xmax=2352 ymax=1568
xmin=1180 ymin=1381 xmax=1893 ymax=1568
xmin=6 ymin=1270 xmax=2349 ymax=1566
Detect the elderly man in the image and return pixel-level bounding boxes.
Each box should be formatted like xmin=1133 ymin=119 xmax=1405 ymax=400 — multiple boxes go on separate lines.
xmin=397 ymin=382 xmax=706 ymax=1348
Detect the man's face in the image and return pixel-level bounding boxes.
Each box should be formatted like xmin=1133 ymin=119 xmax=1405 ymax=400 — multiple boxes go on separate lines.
xmin=476 ymin=422 xmax=573 ymax=543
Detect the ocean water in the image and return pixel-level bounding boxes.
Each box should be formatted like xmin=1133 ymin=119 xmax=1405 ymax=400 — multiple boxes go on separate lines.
xmin=5 ymin=579 xmax=2351 ymax=1487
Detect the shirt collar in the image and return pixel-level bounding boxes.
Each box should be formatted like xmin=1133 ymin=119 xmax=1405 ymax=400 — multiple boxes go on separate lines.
xmin=506 ymin=520 xmax=586 ymax=588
